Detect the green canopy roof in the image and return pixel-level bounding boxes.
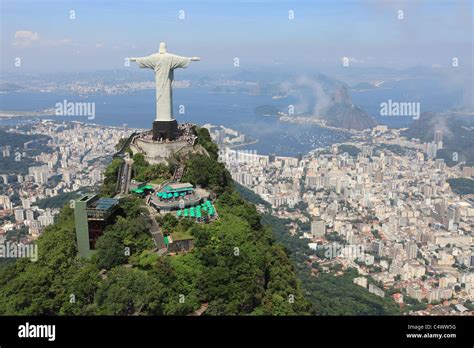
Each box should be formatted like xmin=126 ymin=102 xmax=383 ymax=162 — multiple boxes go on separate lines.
xmin=162 ymin=184 xmax=194 ymax=193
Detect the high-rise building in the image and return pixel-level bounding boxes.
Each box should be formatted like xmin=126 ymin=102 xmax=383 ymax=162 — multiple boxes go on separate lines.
xmin=14 ymin=208 xmax=24 ymax=223
xmin=462 ymin=166 xmax=473 ymax=178
xmin=372 ymin=241 xmax=383 ymax=256
xmin=447 ymin=204 xmax=461 ymax=227
xmin=0 ymin=195 xmax=12 ymax=211
xmin=434 ymin=130 xmax=443 ymax=148
xmin=406 ymin=241 xmax=418 ymax=259
xmin=25 ymin=209 xmax=34 ymax=221
xmin=21 ymin=198 xmax=31 ymax=209
xmin=2 ymin=146 xmax=11 ymax=157
xmin=311 ymin=220 xmax=326 ymax=237
xmin=426 ymin=142 xmax=437 ymax=159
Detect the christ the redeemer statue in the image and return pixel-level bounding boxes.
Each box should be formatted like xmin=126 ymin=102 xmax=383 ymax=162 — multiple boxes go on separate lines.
xmin=129 ymin=42 xmax=200 ymax=140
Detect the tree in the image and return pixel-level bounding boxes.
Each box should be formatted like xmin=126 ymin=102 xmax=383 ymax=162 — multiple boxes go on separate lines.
xmin=101 ymin=158 xmax=122 ymax=196
xmin=196 ymin=127 xmax=219 ymax=160
xmin=131 ymin=153 xmax=171 ymax=182
xmin=94 ymin=232 xmax=128 ymax=270
xmin=95 ymin=267 xmax=167 ymax=315
xmin=181 ymin=154 xmax=233 ymax=195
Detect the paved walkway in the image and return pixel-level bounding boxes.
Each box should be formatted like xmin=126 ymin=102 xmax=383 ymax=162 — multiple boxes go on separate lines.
xmin=146 ymin=205 xmax=166 ymax=251
xmin=188 ymin=303 xmax=209 ymax=316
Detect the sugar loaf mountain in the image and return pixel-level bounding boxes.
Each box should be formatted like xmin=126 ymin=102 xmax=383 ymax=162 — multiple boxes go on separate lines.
xmin=253 ymin=72 xmax=376 ymax=131
xmin=320 ymin=84 xmax=376 ymax=130
xmin=0 ymin=43 xmax=311 ymax=316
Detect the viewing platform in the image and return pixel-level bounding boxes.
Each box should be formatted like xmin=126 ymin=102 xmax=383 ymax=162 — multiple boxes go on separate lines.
xmin=149 ymin=182 xmax=211 ymax=214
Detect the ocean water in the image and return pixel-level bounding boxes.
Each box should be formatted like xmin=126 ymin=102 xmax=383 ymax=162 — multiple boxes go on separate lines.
xmin=0 ymin=88 xmax=350 ymax=156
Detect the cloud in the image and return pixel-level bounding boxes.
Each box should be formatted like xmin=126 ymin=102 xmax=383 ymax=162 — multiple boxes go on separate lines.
xmin=13 ymin=30 xmax=40 ymax=46
xmin=95 ymin=42 xmax=104 ymax=48
xmin=341 ymin=56 xmax=366 ymax=65
xmin=13 ymin=30 xmax=71 ymax=47
xmin=280 ymin=76 xmax=332 ymax=116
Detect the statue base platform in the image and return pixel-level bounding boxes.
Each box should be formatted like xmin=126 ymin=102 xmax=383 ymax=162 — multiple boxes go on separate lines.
xmin=153 ymin=120 xmax=178 ymax=141
xmin=129 ymin=123 xmax=203 ymax=165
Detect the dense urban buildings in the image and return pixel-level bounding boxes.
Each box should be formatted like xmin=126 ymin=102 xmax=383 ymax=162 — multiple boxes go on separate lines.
xmin=217 ymin=125 xmax=474 ymax=315
xmin=0 ymin=121 xmax=133 ymax=245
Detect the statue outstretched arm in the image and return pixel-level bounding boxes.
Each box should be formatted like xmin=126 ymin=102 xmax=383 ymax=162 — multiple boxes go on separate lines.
xmin=190 ymin=57 xmax=200 ymax=61
xmin=128 ymin=55 xmax=156 ymax=69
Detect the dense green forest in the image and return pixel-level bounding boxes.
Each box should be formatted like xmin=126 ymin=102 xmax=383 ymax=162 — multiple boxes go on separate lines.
xmin=338 ymin=144 xmax=361 ymax=157
xmin=447 ymin=178 xmax=474 ymax=195
xmin=375 ymin=144 xmax=409 ymax=156
xmin=0 ymin=128 xmax=310 ymax=315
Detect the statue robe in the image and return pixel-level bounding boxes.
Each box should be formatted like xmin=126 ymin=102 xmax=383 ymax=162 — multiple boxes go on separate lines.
xmin=135 ymin=53 xmax=191 ymax=121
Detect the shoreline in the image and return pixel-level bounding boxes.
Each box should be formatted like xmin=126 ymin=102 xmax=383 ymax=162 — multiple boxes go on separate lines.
xmin=278 ymin=115 xmax=365 ymax=135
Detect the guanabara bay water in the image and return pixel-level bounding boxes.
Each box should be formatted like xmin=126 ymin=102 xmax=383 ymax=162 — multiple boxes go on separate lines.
xmin=0 ymin=87 xmax=351 ymax=156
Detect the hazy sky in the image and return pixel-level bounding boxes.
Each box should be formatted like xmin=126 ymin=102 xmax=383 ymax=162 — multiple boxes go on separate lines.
xmin=1 ymin=0 xmax=472 ymax=73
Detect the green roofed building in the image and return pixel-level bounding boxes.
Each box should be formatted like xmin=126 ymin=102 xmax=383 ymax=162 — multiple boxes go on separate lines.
xmin=160 ymin=183 xmax=194 ymax=195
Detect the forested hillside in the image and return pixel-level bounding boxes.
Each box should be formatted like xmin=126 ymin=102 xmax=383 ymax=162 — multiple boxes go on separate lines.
xmin=0 ymin=128 xmax=310 ymax=315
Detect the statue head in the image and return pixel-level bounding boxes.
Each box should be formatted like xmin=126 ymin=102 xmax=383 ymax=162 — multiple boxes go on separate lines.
xmin=159 ymin=42 xmax=167 ymax=54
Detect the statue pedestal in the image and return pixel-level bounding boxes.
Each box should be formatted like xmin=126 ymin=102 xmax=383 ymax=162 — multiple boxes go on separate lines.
xmin=153 ymin=120 xmax=178 ymax=141
xmin=130 ymin=123 xmax=202 ymax=165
